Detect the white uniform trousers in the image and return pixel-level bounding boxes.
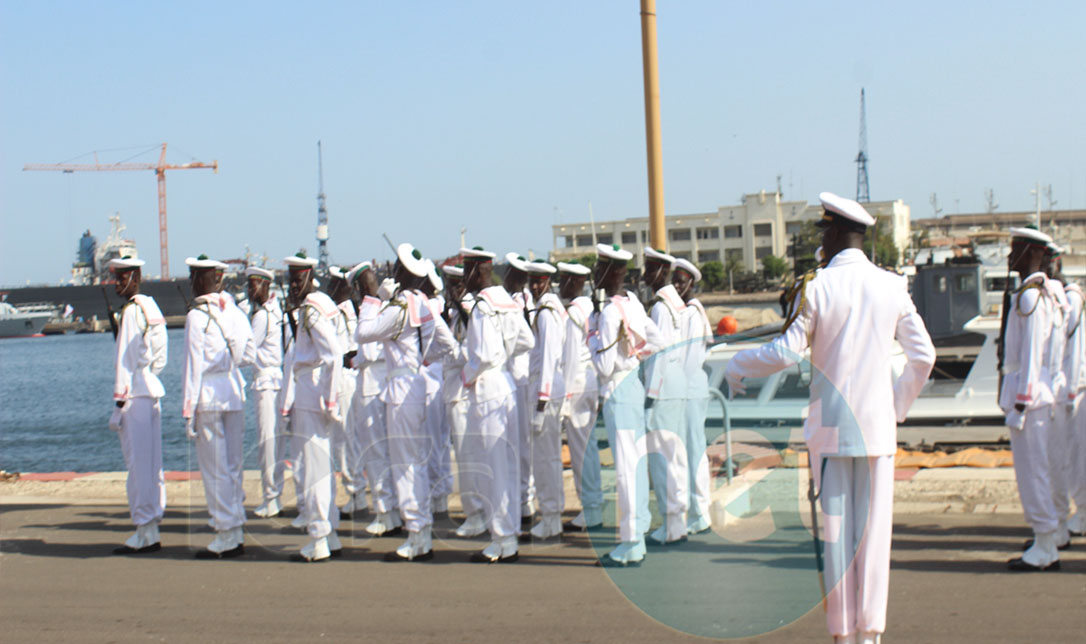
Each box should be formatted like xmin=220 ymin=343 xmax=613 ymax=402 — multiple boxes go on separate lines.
xmin=289 ymin=415 xmax=306 ymax=510
xmin=1010 ymin=408 xmax=1059 ymax=534
xmin=514 ymin=382 xmax=535 ymax=513
xmin=602 ymin=376 xmax=650 ymax=543
xmin=255 ymin=388 xmax=287 ymax=502
xmin=293 ymin=409 xmax=338 ymax=539
xmin=1050 ymin=402 xmax=1073 ymax=523
xmin=334 ymin=377 xmax=362 ymax=494
xmin=425 ymin=389 xmax=453 ymax=500
xmin=472 ymin=395 xmax=519 ymax=539
xmin=387 ymin=397 xmax=432 ymax=532
xmin=118 ymin=397 xmax=165 ymax=526
xmin=354 ymin=392 xmax=394 ymax=513
xmin=815 ymin=454 xmax=894 ymax=638
xmin=530 ymin=399 xmax=565 ymax=517
xmin=1069 ymin=393 xmax=1086 ymax=513
xmin=448 ymin=398 xmax=483 ymax=516
xmin=646 ymin=399 xmax=689 ymax=539
xmin=194 ymin=409 xmax=246 ymax=532
xmin=684 ymin=395 xmax=712 ymax=526
xmin=563 ymin=391 xmax=603 ymax=516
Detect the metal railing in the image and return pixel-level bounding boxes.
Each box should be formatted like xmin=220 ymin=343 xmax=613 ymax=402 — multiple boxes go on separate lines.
xmin=708 ymin=388 xmax=734 ymax=485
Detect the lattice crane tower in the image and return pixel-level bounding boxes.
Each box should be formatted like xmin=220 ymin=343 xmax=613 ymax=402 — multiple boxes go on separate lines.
xmin=855 ymin=88 xmax=870 ymax=203
xmin=316 ymin=141 xmax=329 ymax=271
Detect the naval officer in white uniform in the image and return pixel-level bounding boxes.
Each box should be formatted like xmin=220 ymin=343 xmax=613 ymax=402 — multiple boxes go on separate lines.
xmin=725 ymin=193 xmax=935 ymax=644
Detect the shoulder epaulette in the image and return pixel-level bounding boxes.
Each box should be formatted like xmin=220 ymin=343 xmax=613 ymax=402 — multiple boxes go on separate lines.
xmin=1015 ymin=280 xmax=1046 ymax=316
xmin=781 ymin=269 xmax=818 ymax=333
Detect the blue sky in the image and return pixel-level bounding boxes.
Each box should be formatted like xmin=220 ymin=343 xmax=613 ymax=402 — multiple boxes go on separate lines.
xmin=2 ymin=1 xmax=1084 ymax=284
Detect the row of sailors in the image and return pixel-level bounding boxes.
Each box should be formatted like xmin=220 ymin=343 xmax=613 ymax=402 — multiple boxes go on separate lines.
xmin=106 ymin=241 xmax=716 ymax=566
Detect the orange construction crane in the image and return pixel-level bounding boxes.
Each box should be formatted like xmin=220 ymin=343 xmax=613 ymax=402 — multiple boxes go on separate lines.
xmin=24 ymin=143 xmax=218 ymax=279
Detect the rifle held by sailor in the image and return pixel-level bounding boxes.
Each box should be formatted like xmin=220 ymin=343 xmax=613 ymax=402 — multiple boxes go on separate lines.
xmin=100 ymin=287 xmax=119 ymax=340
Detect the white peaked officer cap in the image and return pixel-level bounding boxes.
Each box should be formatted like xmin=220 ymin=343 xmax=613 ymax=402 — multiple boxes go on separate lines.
xmin=186 ymin=255 xmax=228 ymax=270
xmin=525 ymin=259 xmax=557 ymax=275
xmin=644 ymin=247 xmax=676 ymax=265
xmin=284 ymin=253 xmax=319 ymax=269
xmin=818 ymin=192 xmax=875 ymax=229
xmin=442 ymin=264 xmax=464 ymax=278
xmin=345 ymin=261 xmax=372 ymax=283
xmin=505 ymin=252 xmax=531 ymax=272
xmin=596 ymin=242 xmax=633 ymax=262
xmin=424 ymin=259 xmax=444 ymax=292
xmin=245 ymin=266 xmax=274 ymax=280
xmin=460 ymin=246 xmax=497 ymax=261
xmin=1008 ymin=227 xmax=1053 ymax=246
xmin=396 ymin=243 xmax=429 ymax=278
xmin=557 ymin=262 xmax=591 ymax=276
xmin=108 ymin=256 xmax=144 ymax=272
xmin=673 ymin=258 xmax=701 ymax=283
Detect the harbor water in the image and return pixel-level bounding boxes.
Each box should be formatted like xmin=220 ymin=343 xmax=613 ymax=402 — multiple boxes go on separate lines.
xmin=1 ymin=329 xmax=262 ymax=473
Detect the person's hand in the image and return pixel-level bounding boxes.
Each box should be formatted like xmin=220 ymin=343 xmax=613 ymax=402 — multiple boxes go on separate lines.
xmin=108 ymin=407 xmax=123 ymax=432
xmin=185 ymin=416 xmax=197 ymax=440
xmin=531 ymin=411 xmax=545 ymax=436
xmin=725 ymin=371 xmax=746 ymax=398
xmin=325 ymin=405 xmax=343 ymax=425
xmin=377 ymin=278 xmax=399 ymax=301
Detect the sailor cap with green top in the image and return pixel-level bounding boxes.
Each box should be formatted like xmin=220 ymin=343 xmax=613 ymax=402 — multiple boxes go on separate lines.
xmin=556 ymin=262 xmax=591 ymax=276
xmin=460 ymin=246 xmax=496 ymax=262
xmin=424 ymin=259 xmax=443 ymax=292
xmin=1008 ymin=227 xmax=1053 ymax=246
xmin=817 ymin=192 xmax=875 ymax=230
xmin=328 ymin=265 xmax=352 ymax=280
xmin=108 ymin=256 xmax=144 ymax=272
xmin=345 ymin=261 xmax=372 ymax=284
xmin=186 ymin=254 xmax=228 ymax=270
xmin=284 ymin=252 xmax=319 ymax=269
xmin=505 ymin=252 xmax=531 ymax=272
xmin=245 ymin=266 xmax=274 ymax=280
xmin=644 ymin=247 xmax=676 ymax=265
xmin=442 ymin=263 xmax=464 ymax=278
xmin=525 ymin=259 xmax=556 ymax=276
xmin=673 ymin=257 xmax=701 ymax=283
xmin=596 ymin=242 xmax=633 ymax=263
xmin=396 ymin=242 xmax=429 ymax=278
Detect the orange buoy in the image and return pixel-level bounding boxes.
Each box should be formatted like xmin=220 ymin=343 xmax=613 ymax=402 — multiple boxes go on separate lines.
xmin=717 ymin=315 xmax=738 ymax=336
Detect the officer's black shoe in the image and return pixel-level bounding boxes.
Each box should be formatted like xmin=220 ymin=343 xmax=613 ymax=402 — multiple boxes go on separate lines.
xmin=112 ymin=542 xmax=161 ymax=555
xmin=1007 ymin=557 xmax=1060 ymax=572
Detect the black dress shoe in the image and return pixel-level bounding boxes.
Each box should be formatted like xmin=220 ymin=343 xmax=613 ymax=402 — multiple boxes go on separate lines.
xmin=645 ymin=534 xmax=688 ymax=547
xmin=521 ymin=515 xmax=535 ymax=528
xmin=383 ymin=549 xmax=434 ymax=562
xmin=112 ymin=542 xmax=161 ymax=555
xmin=596 ymin=553 xmax=642 ymax=568
xmin=1022 ymin=538 xmax=1071 ymax=551
xmin=289 ymin=552 xmax=330 ymax=563
xmin=688 ymin=525 xmax=712 ymax=536
xmin=469 ymin=550 xmax=519 ymax=563
xmin=195 ymin=544 xmax=244 ymax=560
xmin=1007 ymin=557 xmax=1060 ymax=572
xmin=330 ymin=548 xmax=343 ymax=558
xmin=378 ymin=526 xmax=404 ymax=538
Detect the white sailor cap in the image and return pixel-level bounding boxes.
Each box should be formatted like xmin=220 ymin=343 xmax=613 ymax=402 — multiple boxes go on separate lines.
xmin=1008 ymin=227 xmax=1053 ymax=246
xmin=460 ymin=246 xmax=496 ymax=262
xmin=245 ymin=266 xmax=274 ymax=280
xmin=818 ymin=192 xmax=875 ymax=229
xmin=328 ymin=265 xmax=350 ymax=280
xmin=442 ymin=264 xmax=465 ymax=278
xmin=557 ymin=262 xmax=591 ymax=276
xmin=284 ymin=253 xmax=319 ymax=269
xmin=505 ymin=252 xmax=530 ymax=273
xmin=1046 ymin=241 xmax=1063 ymax=256
xmin=673 ymin=257 xmax=701 ymax=283
xmin=525 ymin=259 xmax=556 ymax=276
xmin=108 ymin=256 xmax=144 ymax=272
xmin=396 ymin=243 xmax=429 ymax=278
xmin=596 ymin=243 xmax=633 ymax=263
xmin=186 ymin=255 xmax=228 ymax=270
xmin=345 ymin=261 xmax=372 ymax=284
xmin=424 ymin=259 xmax=443 ymax=292
xmin=644 ymin=247 xmax=676 ymax=265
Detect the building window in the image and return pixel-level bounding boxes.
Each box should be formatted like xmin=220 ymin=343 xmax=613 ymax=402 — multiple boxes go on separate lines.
xmin=669 ymin=228 xmax=692 ymax=242
xmin=672 ymin=251 xmax=691 ymax=260
xmin=785 ymin=222 xmax=804 ymax=236
xmin=696 ymin=226 xmax=719 ymax=240
xmin=755 ymin=246 xmax=772 ymax=260
xmin=596 ymin=233 xmax=613 ymax=245
xmin=557 ymin=235 xmax=573 ymax=248
xmin=576 ymin=234 xmax=593 ymax=247
xmin=640 ymin=231 xmax=647 ymax=242
xmin=697 ymin=250 xmax=720 ymax=263
xmin=754 ymin=223 xmax=773 ymax=237
xmin=725 ymin=248 xmax=744 ymax=263
xmin=621 ymin=231 xmax=637 ymax=244
xmin=724 ymin=225 xmax=742 ymax=239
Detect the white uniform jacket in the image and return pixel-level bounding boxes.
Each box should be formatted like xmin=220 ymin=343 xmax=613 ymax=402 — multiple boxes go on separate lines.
xmin=250 ymin=293 xmax=284 ymax=392
xmin=335 ymin=299 xmax=360 ymax=389
xmin=725 ymin=249 xmax=935 ymax=457
xmin=289 ymin=291 xmax=342 ymax=414
xmin=561 ymin=296 xmax=599 ymax=398
xmin=507 ymin=289 xmax=534 ymax=386
xmin=113 ymin=294 xmax=168 ymax=401
xmin=421 ymin=293 xmax=451 ymax=396
xmin=182 ymin=294 xmax=250 ymax=417
xmin=529 ymin=292 xmax=567 ymax=403
xmin=679 ymin=297 xmax=713 ymax=399
xmin=464 ymin=286 xmax=534 ymax=403
xmin=1063 ymin=283 xmax=1086 ymax=400
xmin=442 ymin=294 xmax=473 ymax=404
xmin=588 ymin=290 xmax=662 ymax=398
xmin=645 ymin=284 xmax=688 ymax=400
xmin=1000 ymin=272 xmax=1058 ymax=418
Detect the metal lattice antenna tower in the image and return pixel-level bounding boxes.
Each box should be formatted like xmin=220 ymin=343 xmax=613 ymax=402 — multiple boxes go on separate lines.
xmin=316 ymin=141 xmax=329 ymax=271
xmin=855 ymin=88 xmax=870 ymax=203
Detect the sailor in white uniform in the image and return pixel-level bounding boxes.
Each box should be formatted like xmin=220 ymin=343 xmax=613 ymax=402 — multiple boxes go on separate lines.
xmin=557 ymin=261 xmax=604 ymax=532
xmin=461 ymin=247 xmax=535 ymax=562
xmin=419 ymin=260 xmax=453 ymax=515
xmin=281 ymin=253 xmax=343 ymax=562
xmin=671 ymin=258 xmax=714 ymax=536
xmin=107 ymin=257 xmax=168 ymax=555
xmin=725 ymin=193 xmax=935 ymax=643
xmin=504 ymin=252 xmax=537 ymax=523
xmin=327 ymin=265 xmax=366 ymax=518
xmin=1061 ymin=267 xmax=1086 ymax=535
xmin=1040 ymin=244 xmax=1075 ymax=549
xmin=641 ymin=247 xmax=690 ymax=546
xmin=355 ymin=244 xmax=457 ymax=561
xmin=182 ymin=255 xmax=255 ymax=559
xmin=588 ymin=243 xmax=660 ymax=567
xmin=524 ymin=259 xmax=567 ymax=540
xmin=246 ymin=266 xmax=287 ymax=519
xmin=346 ymin=261 xmax=401 ymax=537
